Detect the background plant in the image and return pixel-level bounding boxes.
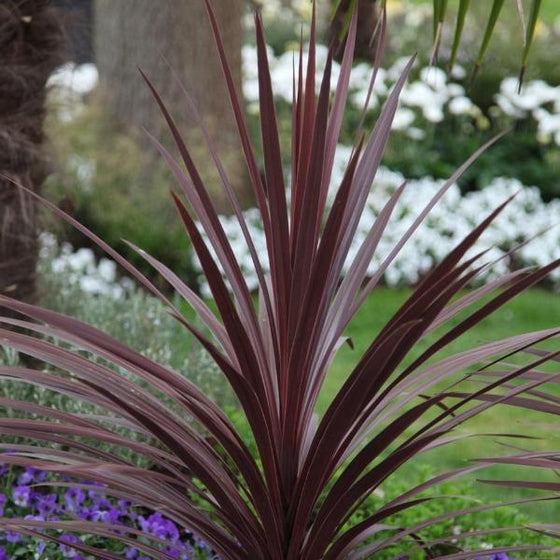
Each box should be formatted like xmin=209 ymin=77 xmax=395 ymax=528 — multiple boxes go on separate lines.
xmin=42 ymin=2 xmax=560 ymax=293
xmin=0 ymin=462 xmax=217 ymax=560
xmin=193 ymin=160 xmax=560 ymax=294
xmin=242 ymin=40 xmax=560 ymax=200
xmin=43 ymin=97 xmax=196 ymax=288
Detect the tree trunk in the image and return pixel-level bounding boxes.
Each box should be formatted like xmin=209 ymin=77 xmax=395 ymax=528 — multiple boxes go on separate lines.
xmin=94 ymin=0 xmax=251 ymax=213
xmin=0 ymin=0 xmax=63 ymax=304
xmin=328 ymin=0 xmax=379 ymax=62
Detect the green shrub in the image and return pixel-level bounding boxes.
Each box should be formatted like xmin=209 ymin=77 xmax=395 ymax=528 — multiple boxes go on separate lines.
xmin=382 ymin=122 xmax=560 ymax=200
xmin=44 ymin=101 xmax=197 ymax=288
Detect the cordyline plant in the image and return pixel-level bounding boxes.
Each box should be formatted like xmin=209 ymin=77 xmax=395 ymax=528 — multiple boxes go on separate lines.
xmin=1 ymin=2 xmax=560 ymax=559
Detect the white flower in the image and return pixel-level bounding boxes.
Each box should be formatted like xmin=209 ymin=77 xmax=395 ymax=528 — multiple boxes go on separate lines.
xmin=400 ymin=81 xmax=435 ymax=107
xmin=420 ymin=66 xmax=447 ymax=90
xmin=48 ymin=63 xmax=99 ymax=96
xmin=196 ymin=163 xmax=560 ymax=293
xmin=98 ymin=259 xmax=117 ymax=283
xmin=243 ymin=78 xmax=260 ymax=102
xmin=70 ymin=63 xmax=99 ymax=95
xmin=496 ymin=77 xmax=559 ymax=116
xmin=406 ymin=127 xmax=425 ymax=140
xmin=351 ymin=65 xmax=387 ymax=95
xmin=391 ymin=107 xmax=415 ymax=130
xmin=449 ymin=64 xmax=466 ymax=79
xmin=39 ymin=232 xmax=57 ymax=260
xmin=494 ymin=93 xmax=525 ymax=118
xmin=446 ymin=83 xmax=465 ymax=97
xmin=500 ymin=76 xmax=520 ymax=97
xmin=448 ymin=96 xmax=475 ymax=115
xmin=67 ymin=248 xmax=95 ymax=272
xmin=423 ymin=105 xmax=444 ymax=122
xmin=351 ymin=89 xmax=379 ymax=112
xmin=533 ymin=107 xmax=560 ymax=144
xmin=79 ymin=276 xmax=108 ymax=295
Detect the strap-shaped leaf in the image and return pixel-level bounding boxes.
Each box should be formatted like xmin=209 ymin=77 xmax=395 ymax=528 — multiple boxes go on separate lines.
xmin=331 ymin=0 xmax=358 ymax=42
xmin=472 ymin=0 xmax=506 ymax=82
xmin=448 ymin=0 xmax=470 ymax=71
xmin=519 ymin=0 xmax=543 ymax=88
xmin=431 ymin=0 xmax=448 ymax=62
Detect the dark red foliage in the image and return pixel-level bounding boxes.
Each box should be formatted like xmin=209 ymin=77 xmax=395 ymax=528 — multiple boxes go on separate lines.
xmin=0 ymin=2 xmax=558 ymax=559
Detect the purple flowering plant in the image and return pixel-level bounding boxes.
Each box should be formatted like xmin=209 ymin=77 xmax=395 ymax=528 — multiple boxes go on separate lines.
xmin=0 ymin=1 xmax=559 ymax=559
xmin=0 ymin=462 xmax=216 ymax=559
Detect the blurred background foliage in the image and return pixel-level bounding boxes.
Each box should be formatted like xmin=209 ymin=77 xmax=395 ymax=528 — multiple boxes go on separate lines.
xmin=41 ymin=0 xmax=560 ymax=287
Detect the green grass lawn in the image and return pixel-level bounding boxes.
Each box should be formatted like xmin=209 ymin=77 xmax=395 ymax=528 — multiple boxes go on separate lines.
xmin=322 ymin=287 xmax=559 ymax=408
xmin=181 ymin=286 xmax=559 ymax=520
xmin=319 ymin=286 xmax=560 ymax=522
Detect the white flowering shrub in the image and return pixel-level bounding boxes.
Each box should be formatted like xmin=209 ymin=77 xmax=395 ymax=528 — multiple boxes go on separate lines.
xmin=38 ymin=232 xmax=132 ymax=299
xmin=242 ymin=40 xmax=560 ymax=199
xmin=47 ymin=63 xmax=99 ymax=121
xmin=193 ymin=146 xmax=560 ymax=295
xmin=243 ymin=45 xmax=481 ymax=137
xmin=243 ymin=42 xmax=560 ymax=149
xmin=496 ymin=76 xmax=560 ymax=146
xmin=43 ymin=44 xmax=560 ymax=296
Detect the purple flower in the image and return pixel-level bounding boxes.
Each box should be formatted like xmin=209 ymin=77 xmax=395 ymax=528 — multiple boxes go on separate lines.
xmin=64 ymin=487 xmax=86 ymax=512
xmin=139 ymin=512 xmax=180 ymax=541
xmin=118 ymin=498 xmax=131 ymax=513
xmin=0 ymin=468 xmax=216 ymax=559
xmin=77 ymin=505 xmax=95 ymax=521
xmin=91 ymin=506 xmax=120 ymax=524
xmin=92 ymin=496 xmax=111 ymax=510
xmin=139 ymin=512 xmax=166 ymax=537
xmin=165 ymin=520 xmax=180 ymax=542
xmin=59 ymin=533 xmax=83 ymax=558
xmin=167 ymin=545 xmax=192 ymax=559
xmin=36 ymin=493 xmax=58 ymax=516
xmin=86 ymin=480 xmax=106 ymax=500
xmin=12 ymin=485 xmax=31 ymax=507
xmin=18 ymin=467 xmax=46 ymax=485
xmin=6 ymin=531 xmax=21 ymax=543
xmin=125 ymin=552 xmax=149 ymax=560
